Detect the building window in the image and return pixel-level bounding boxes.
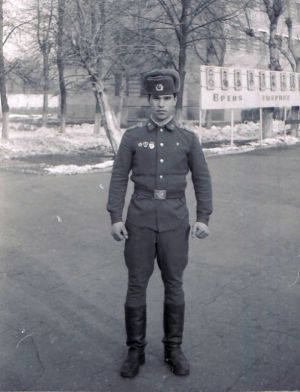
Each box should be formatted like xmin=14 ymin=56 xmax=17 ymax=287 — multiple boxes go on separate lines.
xmin=246 ymin=35 xmax=254 ymax=52
xmin=230 ymin=38 xmax=240 ymax=52
xmin=259 ymin=31 xmax=268 ymax=52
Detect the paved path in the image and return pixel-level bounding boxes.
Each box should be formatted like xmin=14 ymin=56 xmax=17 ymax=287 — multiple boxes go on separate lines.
xmin=0 ymin=145 xmax=300 ymax=391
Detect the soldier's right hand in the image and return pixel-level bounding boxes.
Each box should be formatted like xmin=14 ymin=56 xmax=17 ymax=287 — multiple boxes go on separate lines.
xmin=111 ymin=222 xmax=128 ymax=241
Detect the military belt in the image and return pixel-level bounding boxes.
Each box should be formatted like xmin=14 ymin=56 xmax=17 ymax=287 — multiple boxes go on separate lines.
xmin=134 ymin=187 xmax=185 ymax=200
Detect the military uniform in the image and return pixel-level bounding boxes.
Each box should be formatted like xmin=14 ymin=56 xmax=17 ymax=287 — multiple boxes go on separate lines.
xmin=107 ymin=117 xmax=212 ymax=306
xmin=107 ymin=69 xmax=213 ymax=378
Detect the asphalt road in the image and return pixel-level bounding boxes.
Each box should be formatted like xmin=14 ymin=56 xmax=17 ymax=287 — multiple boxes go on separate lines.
xmin=0 ymin=145 xmax=300 ymax=392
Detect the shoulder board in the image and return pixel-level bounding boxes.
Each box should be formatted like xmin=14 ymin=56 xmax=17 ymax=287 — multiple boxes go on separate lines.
xmin=177 ymin=123 xmax=195 ymax=134
xmin=126 ymin=122 xmax=145 ymax=132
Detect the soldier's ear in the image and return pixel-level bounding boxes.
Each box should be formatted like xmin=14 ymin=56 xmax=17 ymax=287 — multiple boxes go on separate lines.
xmin=173 ymin=94 xmax=177 ymax=104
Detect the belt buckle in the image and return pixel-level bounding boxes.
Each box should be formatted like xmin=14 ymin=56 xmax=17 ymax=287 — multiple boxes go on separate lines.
xmin=154 ymin=189 xmax=166 ymax=200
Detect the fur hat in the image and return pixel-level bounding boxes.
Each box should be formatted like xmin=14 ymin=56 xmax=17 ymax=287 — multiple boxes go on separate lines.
xmin=142 ymin=68 xmax=180 ymax=95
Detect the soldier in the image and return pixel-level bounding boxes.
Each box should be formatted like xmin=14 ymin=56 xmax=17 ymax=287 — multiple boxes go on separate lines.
xmin=107 ymin=68 xmax=213 ymax=378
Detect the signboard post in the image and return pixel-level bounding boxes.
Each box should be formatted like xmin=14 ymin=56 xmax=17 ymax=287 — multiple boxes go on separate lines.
xmin=230 ymin=109 xmax=234 ymax=147
xmin=259 ymin=108 xmax=263 ymax=145
xmin=283 ymin=107 xmax=287 ymax=140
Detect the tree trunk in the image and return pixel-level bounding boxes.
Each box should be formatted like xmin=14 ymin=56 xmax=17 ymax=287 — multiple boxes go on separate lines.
xmin=1 ymin=111 xmax=9 ymax=139
xmin=269 ymin=22 xmax=281 ymax=71
xmin=116 ymin=74 xmax=125 ymax=127
xmin=93 ymin=80 xmax=122 ymax=154
xmin=42 ymin=49 xmax=49 ymax=126
xmin=262 ymin=108 xmax=274 ymax=139
xmin=205 ymin=35 xmax=225 ymax=129
xmin=57 ymin=0 xmax=67 ymax=133
xmin=262 ymin=2 xmax=283 ymax=139
xmin=285 ymin=16 xmax=300 ymax=136
xmin=176 ymin=5 xmax=189 ymax=122
xmin=94 ymin=93 xmax=101 ymax=135
xmin=176 ymin=44 xmax=186 ymax=122
xmin=204 ymin=110 xmax=212 ymax=129
xmin=0 ymin=0 xmax=9 ymax=139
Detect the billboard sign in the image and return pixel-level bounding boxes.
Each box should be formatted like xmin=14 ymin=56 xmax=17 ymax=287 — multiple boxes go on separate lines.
xmin=199 ymin=65 xmax=300 ymax=110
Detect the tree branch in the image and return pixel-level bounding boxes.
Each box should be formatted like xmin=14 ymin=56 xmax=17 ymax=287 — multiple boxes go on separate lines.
xmin=187 ymin=2 xmax=250 ymax=35
xmin=3 ymin=19 xmax=34 ymax=46
xmin=285 ymin=16 xmax=300 ymax=64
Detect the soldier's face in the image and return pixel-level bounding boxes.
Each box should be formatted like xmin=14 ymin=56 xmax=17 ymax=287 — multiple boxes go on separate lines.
xmin=149 ymin=94 xmax=177 ymax=121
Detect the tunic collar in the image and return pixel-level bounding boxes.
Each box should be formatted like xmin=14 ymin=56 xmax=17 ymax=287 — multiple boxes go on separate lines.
xmin=146 ymin=117 xmax=176 ymax=132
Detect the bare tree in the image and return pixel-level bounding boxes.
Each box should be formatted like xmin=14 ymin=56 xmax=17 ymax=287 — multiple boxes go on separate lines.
xmin=112 ymin=7 xmax=162 ymax=126
xmin=67 ymin=0 xmax=123 ymax=153
xmin=0 ymin=0 xmax=9 ymax=139
xmin=285 ymin=18 xmax=300 ymax=71
xmin=56 ymin=0 xmax=66 ymax=132
xmin=126 ymin=0 xmax=250 ymax=120
xmin=0 ymin=0 xmax=41 ymax=139
xmin=261 ymin=0 xmax=283 ymax=70
xmin=193 ymin=16 xmax=228 ymax=128
xmin=285 ymin=16 xmax=300 ymax=135
xmin=36 ymin=0 xmax=55 ymax=126
xmin=261 ymin=0 xmax=284 ymax=137
xmin=243 ymin=0 xmax=285 ymax=137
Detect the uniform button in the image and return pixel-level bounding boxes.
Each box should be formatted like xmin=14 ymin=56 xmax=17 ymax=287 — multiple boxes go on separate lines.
xmin=160 ymin=158 xmax=164 ymax=163
xmin=160 ymin=142 xmax=164 ymax=147
xmin=160 ymin=128 xmax=164 ymax=132
xmin=159 ymin=175 xmax=163 ymax=179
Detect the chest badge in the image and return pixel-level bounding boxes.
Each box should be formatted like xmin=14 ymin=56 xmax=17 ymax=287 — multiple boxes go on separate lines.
xmin=143 ymin=141 xmax=149 ymax=148
xmin=149 ymin=141 xmax=155 ymax=149
xmin=138 ymin=142 xmax=143 ymax=147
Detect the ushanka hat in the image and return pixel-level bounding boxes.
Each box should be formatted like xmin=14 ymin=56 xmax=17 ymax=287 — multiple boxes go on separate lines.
xmin=142 ymin=68 xmax=180 ymax=95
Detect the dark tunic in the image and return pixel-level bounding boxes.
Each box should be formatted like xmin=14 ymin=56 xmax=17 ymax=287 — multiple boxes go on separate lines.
xmin=107 ymin=118 xmax=213 ymax=232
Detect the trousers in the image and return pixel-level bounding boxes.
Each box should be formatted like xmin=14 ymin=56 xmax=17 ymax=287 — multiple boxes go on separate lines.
xmin=124 ymin=221 xmax=190 ymax=307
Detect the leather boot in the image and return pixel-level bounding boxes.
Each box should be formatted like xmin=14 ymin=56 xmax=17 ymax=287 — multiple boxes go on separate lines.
xmin=163 ymin=303 xmax=190 ymax=376
xmin=120 ymin=305 xmax=146 ymax=378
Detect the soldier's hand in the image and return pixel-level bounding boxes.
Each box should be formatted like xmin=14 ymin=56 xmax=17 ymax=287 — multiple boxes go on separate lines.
xmin=191 ymin=222 xmax=210 ymax=239
xmin=111 ymin=222 xmax=128 ymax=241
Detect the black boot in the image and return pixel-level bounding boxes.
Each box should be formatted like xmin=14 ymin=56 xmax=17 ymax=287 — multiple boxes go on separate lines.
xmin=163 ymin=303 xmax=190 ymax=376
xmin=120 ymin=305 xmax=146 ymax=378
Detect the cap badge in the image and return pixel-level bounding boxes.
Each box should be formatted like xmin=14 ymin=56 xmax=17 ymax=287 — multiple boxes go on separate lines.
xmin=155 ymin=83 xmax=164 ymax=91
xmin=149 ymin=142 xmax=155 ymax=149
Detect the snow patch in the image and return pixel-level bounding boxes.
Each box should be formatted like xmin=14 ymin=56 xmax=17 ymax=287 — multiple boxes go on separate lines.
xmin=204 ymin=135 xmax=299 ymax=156
xmin=0 ymin=124 xmax=111 ymax=160
xmin=45 ymin=160 xmax=114 ymax=175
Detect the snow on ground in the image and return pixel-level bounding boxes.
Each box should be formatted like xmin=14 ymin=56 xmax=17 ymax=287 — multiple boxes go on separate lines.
xmin=45 ymin=160 xmax=114 ymax=174
xmin=195 ymin=121 xmax=260 ymax=142
xmin=0 ymin=119 xmax=299 ymax=175
xmin=203 ymin=135 xmax=299 ymax=157
xmin=0 ymin=123 xmax=111 ymax=161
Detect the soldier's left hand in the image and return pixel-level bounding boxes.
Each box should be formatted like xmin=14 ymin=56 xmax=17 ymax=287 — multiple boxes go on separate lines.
xmin=191 ymin=222 xmax=210 ymax=239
